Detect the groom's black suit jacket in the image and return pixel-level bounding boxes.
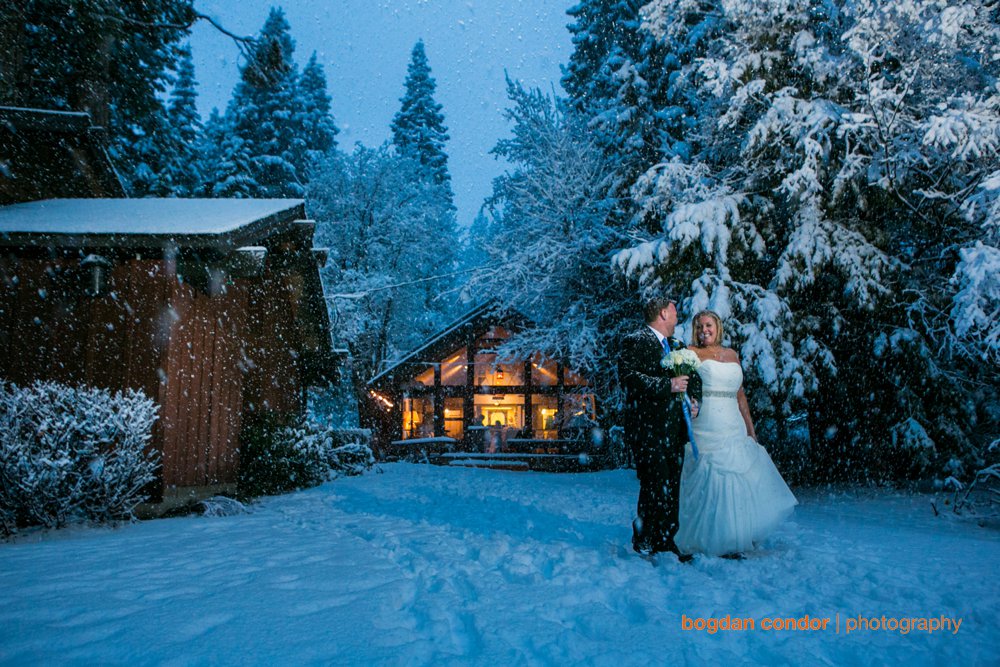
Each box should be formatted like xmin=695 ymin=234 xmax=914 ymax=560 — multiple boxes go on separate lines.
xmin=619 ymin=327 xmax=700 ymax=462
xmin=618 ymin=326 xmax=702 ymax=552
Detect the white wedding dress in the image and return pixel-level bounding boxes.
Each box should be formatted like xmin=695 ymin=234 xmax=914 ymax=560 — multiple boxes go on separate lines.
xmin=675 ymin=360 xmax=798 ymax=556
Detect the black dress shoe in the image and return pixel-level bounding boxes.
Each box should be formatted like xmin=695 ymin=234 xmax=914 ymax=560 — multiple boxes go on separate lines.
xmin=633 ymin=541 xmax=653 ymax=556
xmin=720 ymin=552 xmax=745 ymax=560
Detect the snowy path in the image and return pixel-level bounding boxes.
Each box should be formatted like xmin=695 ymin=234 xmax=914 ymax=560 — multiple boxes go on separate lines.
xmin=1 ymin=464 xmax=998 ymax=666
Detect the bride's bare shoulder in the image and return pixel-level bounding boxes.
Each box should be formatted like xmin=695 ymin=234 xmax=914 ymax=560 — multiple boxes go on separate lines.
xmin=721 ymin=347 xmax=741 ymax=363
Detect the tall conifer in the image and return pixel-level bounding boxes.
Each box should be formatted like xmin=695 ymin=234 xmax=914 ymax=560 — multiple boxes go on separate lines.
xmin=391 ymin=40 xmax=453 ymax=196
xmin=211 ymin=7 xmax=303 ymax=198
xmin=296 ymin=52 xmax=340 ymax=172
xmin=0 ymin=1 xmax=196 ymax=194
xmin=162 ymin=43 xmax=203 ymax=197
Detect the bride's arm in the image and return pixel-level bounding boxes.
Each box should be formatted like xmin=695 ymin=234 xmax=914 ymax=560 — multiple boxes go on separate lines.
xmin=737 ymin=388 xmax=757 ymax=441
xmin=733 ymin=352 xmax=758 ymax=441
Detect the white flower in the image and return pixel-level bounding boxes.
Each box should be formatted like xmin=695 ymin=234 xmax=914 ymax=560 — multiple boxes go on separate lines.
xmin=661 ymin=349 xmax=702 ymax=376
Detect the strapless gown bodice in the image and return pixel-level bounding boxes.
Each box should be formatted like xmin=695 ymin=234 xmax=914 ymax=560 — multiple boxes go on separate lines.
xmin=692 ymin=361 xmax=749 ymax=452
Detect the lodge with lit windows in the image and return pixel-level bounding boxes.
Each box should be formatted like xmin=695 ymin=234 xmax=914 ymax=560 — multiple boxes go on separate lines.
xmin=361 ymin=302 xmax=603 ymax=470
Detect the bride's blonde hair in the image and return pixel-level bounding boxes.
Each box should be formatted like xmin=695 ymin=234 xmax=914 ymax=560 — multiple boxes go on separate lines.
xmin=693 ymin=310 xmax=724 ymax=347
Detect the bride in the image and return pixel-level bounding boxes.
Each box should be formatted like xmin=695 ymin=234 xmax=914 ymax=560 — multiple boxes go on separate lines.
xmin=674 ymin=310 xmax=798 ymax=557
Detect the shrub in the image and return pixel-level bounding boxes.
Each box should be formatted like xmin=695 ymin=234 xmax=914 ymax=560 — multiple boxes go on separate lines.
xmin=237 ymin=415 xmax=373 ymax=499
xmin=0 ymin=380 xmax=159 ymax=536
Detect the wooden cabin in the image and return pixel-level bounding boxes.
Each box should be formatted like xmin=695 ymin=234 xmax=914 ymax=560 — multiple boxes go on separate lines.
xmin=0 ymin=198 xmax=337 ymax=504
xmin=362 ymin=303 xmax=604 ymax=471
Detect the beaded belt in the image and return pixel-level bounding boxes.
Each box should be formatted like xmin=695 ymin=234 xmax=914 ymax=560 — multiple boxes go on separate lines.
xmin=702 ymin=390 xmax=737 ymax=398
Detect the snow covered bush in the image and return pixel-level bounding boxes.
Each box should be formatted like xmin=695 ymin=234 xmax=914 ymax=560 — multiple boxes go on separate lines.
xmin=323 ymin=428 xmax=376 ymax=477
xmin=936 ymin=457 xmax=1000 ymax=521
xmin=0 ymin=381 xmax=159 ymax=536
xmin=237 ymin=414 xmax=373 ymax=499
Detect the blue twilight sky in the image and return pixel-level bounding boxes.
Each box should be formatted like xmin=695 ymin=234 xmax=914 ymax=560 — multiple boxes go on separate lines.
xmin=189 ymin=0 xmax=574 ymax=227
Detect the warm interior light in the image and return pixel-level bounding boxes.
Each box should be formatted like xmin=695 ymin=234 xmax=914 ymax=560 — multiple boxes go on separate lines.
xmin=369 ymin=390 xmax=394 ymax=409
xmin=496 ymin=367 xmax=504 ymax=379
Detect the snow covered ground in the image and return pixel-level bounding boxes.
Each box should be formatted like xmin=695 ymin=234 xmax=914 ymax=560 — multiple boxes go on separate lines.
xmin=1 ymin=464 xmax=998 ymax=666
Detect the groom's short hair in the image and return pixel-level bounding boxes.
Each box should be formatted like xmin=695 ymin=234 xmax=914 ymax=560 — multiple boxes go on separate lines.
xmin=643 ymin=295 xmax=675 ymax=324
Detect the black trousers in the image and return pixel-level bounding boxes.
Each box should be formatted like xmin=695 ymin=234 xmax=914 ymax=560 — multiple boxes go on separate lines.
xmin=632 ymin=443 xmax=683 ymax=554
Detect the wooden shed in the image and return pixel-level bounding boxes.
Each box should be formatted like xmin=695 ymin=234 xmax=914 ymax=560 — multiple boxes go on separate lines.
xmin=362 ymin=303 xmax=605 ymax=471
xmin=0 ymin=198 xmax=337 ymax=503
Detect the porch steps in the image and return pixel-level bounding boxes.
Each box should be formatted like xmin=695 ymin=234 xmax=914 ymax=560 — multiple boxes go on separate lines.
xmin=429 ymin=451 xmax=596 ymax=472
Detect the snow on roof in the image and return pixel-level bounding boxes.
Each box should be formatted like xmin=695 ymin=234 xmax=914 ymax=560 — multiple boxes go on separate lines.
xmin=0 ymin=198 xmax=306 ymax=248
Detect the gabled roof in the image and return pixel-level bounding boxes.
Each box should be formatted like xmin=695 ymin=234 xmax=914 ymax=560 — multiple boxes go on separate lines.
xmin=0 ymin=198 xmax=306 ymax=250
xmin=369 ymin=301 xmax=532 ymax=388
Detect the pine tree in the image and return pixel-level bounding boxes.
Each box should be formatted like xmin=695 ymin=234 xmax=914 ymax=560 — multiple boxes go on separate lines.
xmin=391 ymin=40 xmax=453 ymax=194
xmin=196 ymin=108 xmax=230 ymax=196
xmin=561 ymin=0 xmax=681 ymax=200
xmin=211 ymin=7 xmax=304 ymax=198
xmin=212 ymin=133 xmax=260 ymax=199
xmin=387 ymin=39 xmax=459 ymax=331
xmin=168 ymin=44 xmax=202 ymax=152
xmin=161 ymin=43 xmax=203 ymax=197
xmin=615 ymin=0 xmax=1000 ymax=482
xmin=296 ymin=52 xmax=340 ymax=173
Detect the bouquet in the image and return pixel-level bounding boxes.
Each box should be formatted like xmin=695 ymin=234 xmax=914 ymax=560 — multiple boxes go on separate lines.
xmin=660 ymin=348 xmax=701 ymax=459
xmin=661 ymin=349 xmax=702 ymax=377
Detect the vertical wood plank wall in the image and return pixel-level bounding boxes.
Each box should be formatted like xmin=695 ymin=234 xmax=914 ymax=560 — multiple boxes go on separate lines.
xmin=0 ymin=255 xmax=251 ymax=489
xmin=241 ymin=267 xmax=303 ymax=417
xmin=0 ymin=257 xmax=166 ymax=400
xmin=157 ymin=278 xmax=247 ymax=488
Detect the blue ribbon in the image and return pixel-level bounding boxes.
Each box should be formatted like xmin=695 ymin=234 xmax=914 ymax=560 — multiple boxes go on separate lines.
xmin=662 ymin=336 xmax=698 ymax=458
xmin=682 ymin=394 xmax=699 ymax=460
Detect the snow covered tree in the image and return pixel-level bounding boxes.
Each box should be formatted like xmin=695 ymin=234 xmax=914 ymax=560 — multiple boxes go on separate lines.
xmin=159 ymin=43 xmax=204 ymax=197
xmin=296 ymin=52 xmax=340 ymax=170
xmin=610 ymin=0 xmax=1000 ymax=481
xmin=469 ymin=80 xmax=625 ymax=395
xmin=137 ymin=42 xmax=203 ymax=198
xmin=210 ymin=131 xmax=261 ymax=199
xmin=308 ymin=145 xmax=458 ymax=402
xmin=206 ymin=9 xmax=339 ymax=198
xmin=386 ymin=40 xmax=459 ymax=320
xmin=208 ymin=7 xmax=304 ymax=198
xmin=391 ymin=40 xmax=453 ymax=195
xmin=196 ymin=108 xmax=236 ymax=196
xmin=561 ymin=0 xmax=682 ymax=200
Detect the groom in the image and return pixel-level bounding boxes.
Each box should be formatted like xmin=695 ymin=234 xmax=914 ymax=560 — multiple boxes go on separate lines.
xmin=619 ymin=295 xmax=701 ymax=559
